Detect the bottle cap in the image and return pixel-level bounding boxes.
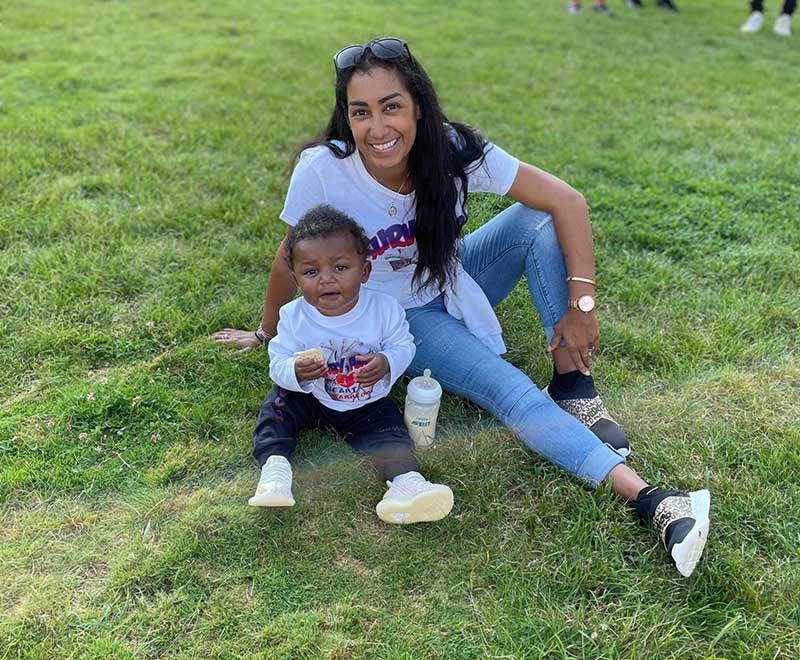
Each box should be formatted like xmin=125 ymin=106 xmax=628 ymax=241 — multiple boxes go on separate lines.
xmin=407 ymin=368 xmax=442 ymax=405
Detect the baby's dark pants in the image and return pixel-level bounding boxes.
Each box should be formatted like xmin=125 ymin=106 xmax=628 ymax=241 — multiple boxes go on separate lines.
xmin=252 ymin=386 xmax=419 ymax=482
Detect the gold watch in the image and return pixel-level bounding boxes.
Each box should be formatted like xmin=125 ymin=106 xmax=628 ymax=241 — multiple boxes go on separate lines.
xmin=568 ymin=294 xmax=596 ymax=313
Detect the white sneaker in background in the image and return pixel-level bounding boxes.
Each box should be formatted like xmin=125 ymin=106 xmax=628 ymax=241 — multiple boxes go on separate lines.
xmin=376 ymin=471 xmax=454 ymax=524
xmin=248 ymin=455 xmax=295 ymax=507
xmin=774 ymin=13 xmax=792 ymax=36
xmin=740 ymin=11 xmax=764 ymax=32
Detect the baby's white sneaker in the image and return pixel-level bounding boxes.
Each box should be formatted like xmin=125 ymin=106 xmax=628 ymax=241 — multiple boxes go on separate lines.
xmin=248 ymin=455 xmax=295 ymax=507
xmin=376 ymin=471 xmax=453 ymax=524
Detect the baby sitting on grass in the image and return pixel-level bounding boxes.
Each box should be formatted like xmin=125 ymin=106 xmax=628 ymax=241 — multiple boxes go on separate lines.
xmin=248 ymin=204 xmax=454 ymax=524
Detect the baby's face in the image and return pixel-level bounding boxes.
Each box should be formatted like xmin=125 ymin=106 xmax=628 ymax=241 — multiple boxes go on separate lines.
xmin=291 ymin=233 xmax=371 ymax=316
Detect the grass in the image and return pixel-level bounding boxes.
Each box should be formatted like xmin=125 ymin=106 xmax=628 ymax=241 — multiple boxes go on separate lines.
xmin=1 ymin=0 xmax=799 ymax=657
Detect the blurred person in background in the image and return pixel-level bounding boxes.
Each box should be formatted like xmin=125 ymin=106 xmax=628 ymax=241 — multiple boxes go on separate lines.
xmin=568 ymin=0 xmax=613 ymax=15
xmin=625 ymin=0 xmax=679 ymax=10
xmin=741 ymin=1 xmax=795 ymax=35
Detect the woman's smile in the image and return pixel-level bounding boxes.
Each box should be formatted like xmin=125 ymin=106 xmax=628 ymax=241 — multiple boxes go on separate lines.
xmin=370 ymin=137 xmax=400 ymax=153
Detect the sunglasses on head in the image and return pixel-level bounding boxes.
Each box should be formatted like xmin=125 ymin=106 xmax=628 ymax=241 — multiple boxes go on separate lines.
xmin=333 ymin=37 xmax=410 ymax=72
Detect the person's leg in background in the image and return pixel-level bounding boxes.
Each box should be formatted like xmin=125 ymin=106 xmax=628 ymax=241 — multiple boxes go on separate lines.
xmin=655 ymin=0 xmax=679 ymax=10
xmin=742 ymin=0 xmax=766 ymax=32
xmin=567 ymin=0 xmax=614 ymax=15
xmin=775 ymin=0 xmax=796 ymax=34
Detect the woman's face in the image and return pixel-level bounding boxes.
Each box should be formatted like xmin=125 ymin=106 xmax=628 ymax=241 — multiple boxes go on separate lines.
xmin=345 ymin=66 xmax=420 ymax=184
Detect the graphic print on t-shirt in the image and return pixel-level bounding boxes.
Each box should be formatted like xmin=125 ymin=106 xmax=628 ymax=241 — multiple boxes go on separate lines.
xmin=368 ymin=212 xmax=467 ymax=271
xmin=323 ymin=339 xmax=375 ymax=402
xmin=369 ymin=219 xmax=416 ymax=270
xmin=385 ymin=247 xmax=416 ymax=272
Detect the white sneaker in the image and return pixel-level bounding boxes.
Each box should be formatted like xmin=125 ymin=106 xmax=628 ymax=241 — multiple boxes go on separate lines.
xmin=670 ymin=490 xmax=711 ymax=577
xmin=375 ymin=471 xmax=454 ymax=524
xmin=248 ymin=455 xmax=295 ymax=507
xmin=774 ymin=13 xmax=792 ymax=36
xmin=653 ymin=489 xmax=711 ymax=577
xmin=740 ymin=11 xmax=764 ymax=33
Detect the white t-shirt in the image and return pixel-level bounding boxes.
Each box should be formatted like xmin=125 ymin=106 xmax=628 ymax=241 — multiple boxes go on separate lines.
xmin=280 ymin=138 xmax=520 ymax=310
xmin=268 ymin=288 xmax=416 ymax=412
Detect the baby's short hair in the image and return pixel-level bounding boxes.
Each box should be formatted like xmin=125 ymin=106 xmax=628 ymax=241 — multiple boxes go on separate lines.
xmin=284 ymin=204 xmax=371 ymax=268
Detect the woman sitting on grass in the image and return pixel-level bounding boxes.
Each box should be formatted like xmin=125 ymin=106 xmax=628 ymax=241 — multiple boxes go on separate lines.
xmin=213 ymin=37 xmax=710 ymax=576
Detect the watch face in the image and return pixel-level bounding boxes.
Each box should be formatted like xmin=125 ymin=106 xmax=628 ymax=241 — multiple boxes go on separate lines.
xmin=578 ymin=295 xmax=595 ymax=313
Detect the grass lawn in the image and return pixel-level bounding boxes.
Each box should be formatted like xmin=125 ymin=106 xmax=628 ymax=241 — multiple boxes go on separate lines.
xmin=2 ymin=0 xmax=799 ymax=657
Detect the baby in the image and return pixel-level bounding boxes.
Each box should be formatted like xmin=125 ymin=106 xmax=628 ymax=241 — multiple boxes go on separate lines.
xmin=248 ymin=204 xmax=454 ymax=524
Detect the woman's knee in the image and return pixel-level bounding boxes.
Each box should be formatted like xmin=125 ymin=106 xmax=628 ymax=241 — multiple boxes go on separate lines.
xmin=498 ymin=203 xmax=555 ymax=242
xmin=490 ymin=204 xmax=562 ymax=271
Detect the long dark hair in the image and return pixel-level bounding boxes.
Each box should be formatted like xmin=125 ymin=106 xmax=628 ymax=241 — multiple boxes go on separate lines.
xmin=294 ymin=46 xmax=488 ymax=293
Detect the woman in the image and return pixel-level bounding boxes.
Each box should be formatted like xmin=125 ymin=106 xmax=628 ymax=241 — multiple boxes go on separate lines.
xmin=214 ymin=38 xmax=710 ymax=576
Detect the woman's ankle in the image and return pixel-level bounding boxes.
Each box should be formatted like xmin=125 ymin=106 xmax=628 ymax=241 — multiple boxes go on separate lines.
xmin=548 ymin=367 xmax=597 ymax=400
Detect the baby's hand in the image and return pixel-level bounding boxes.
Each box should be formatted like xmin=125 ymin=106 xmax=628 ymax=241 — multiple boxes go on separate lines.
xmin=294 ymin=355 xmax=327 ymax=382
xmin=355 ymin=353 xmax=390 ymax=387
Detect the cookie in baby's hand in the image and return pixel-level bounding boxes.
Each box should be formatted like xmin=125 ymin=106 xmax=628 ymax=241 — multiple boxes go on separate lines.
xmin=295 ymin=348 xmax=325 ymax=364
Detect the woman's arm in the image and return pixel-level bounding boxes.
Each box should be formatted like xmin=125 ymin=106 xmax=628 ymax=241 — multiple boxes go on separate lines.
xmin=506 ymin=162 xmax=599 ymax=375
xmin=210 ymin=228 xmax=297 ymax=354
xmin=259 ymin=233 xmax=298 ymax=336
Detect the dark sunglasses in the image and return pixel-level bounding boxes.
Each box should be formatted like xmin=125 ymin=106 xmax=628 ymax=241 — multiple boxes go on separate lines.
xmin=333 ymin=37 xmax=410 ymax=72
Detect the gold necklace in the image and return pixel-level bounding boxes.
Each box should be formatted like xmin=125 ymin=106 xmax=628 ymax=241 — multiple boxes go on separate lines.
xmin=387 ymin=173 xmax=410 ymax=217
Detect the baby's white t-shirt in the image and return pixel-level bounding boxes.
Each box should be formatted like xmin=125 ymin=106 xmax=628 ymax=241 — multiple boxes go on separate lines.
xmin=268 ymin=288 xmax=416 ymax=412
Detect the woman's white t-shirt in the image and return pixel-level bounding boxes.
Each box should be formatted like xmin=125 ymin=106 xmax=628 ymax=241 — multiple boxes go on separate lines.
xmin=280 ymin=139 xmax=520 ymax=311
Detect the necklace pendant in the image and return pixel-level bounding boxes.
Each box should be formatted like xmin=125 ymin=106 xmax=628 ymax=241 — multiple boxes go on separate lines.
xmin=388 ymin=204 xmax=397 ymax=217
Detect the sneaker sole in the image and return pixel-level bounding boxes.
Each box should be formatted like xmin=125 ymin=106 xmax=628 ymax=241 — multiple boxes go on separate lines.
xmin=248 ymin=494 xmax=295 ymax=507
xmin=671 ymin=489 xmax=710 ymax=577
xmin=609 ymin=444 xmax=631 ymax=458
xmin=376 ymin=488 xmax=454 ymax=525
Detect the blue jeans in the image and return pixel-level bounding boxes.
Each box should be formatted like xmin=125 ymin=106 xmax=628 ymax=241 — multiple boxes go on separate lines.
xmin=405 ymin=203 xmax=624 ymax=486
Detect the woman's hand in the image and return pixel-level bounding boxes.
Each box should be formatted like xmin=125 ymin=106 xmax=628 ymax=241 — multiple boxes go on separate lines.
xmin=548 ymin=310 xmax=600 ymax=376
xmin=209 ymin=328 xmax=263 ymax=355
xmin=355 ymin=353 xmax=390 ymax=387
xmin=211 ymin=231 xmax=297 ymax=357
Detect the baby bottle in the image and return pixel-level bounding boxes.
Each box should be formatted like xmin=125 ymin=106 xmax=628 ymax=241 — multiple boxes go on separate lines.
xmin=404 ymin=369 xmax=443 ymax=448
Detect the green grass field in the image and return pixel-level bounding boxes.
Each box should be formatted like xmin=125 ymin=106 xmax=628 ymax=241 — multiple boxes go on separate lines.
xmin=2 ymin=1 xmax=799 ymax=657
